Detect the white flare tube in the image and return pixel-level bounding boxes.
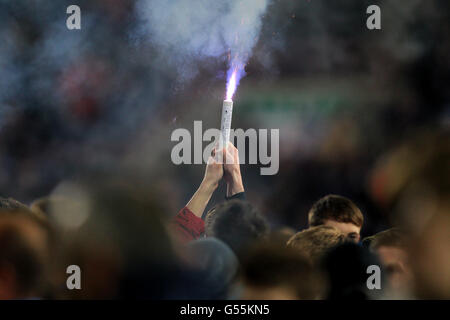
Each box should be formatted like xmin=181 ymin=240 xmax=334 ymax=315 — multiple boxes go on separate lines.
xmin=220 ymin=99 xmax=233 ymax=148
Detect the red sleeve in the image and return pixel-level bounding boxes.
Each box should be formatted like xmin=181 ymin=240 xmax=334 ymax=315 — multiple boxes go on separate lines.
xmin=171 ymin=207 xmax=205 ymax=243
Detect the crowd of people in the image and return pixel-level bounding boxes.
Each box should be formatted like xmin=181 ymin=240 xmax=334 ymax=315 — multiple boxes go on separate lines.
xmin=0 ymin=130 xmax=448 ymax=300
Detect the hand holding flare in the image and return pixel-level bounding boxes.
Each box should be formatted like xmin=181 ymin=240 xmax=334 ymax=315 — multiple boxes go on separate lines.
xmin=186 ymin=143 xmax=244 ymax=218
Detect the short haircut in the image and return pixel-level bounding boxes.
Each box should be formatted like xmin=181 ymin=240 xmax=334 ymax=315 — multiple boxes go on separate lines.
xmin=308 ymin=194 xmax=364 ymax=228
xmin=241 ymin=244 xmax=323 ymax=299
xmin=287 ymin=225 xmax=347 ymax=264
xmin=362 ymin=228 xmax=407 ymax=250
xmin=204 ymin=200 xmax=269 ymax=258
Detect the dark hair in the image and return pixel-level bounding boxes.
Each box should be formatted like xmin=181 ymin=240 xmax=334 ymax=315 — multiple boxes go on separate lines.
xmin=185 ymin=238 xmax=239 ymax=299
xmin=308 ymin=194 xmax=364 ymax=228
xmin=241 ymin=244 xmax=323 ymax=299
xmin=204 ymin=200 xmax=269 ymax=258
xmin=321 ymin=242 xmax=385 ymax=300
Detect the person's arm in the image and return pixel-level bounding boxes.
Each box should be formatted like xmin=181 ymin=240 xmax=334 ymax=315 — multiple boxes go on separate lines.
xmin=224 ymin=142 xmax=245 ymax=198
xmin=172 ymin=207 xmax=205 ymax=243
xmin=172 ymin=153 xmax=223 ymax=243
xmin=186 ymin=155 xmax=223 ymax=217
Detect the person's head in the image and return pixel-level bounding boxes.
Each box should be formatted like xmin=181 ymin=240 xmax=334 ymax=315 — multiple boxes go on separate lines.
xmin=53 ymin=179 xmax=180 ymax=299
xmin=287 ymin=225 xmax=347 ymax=265
xmin=411 ymin=208 xmax=450 ymax=299
xmin=369 ymin=130 xmax=449 ymax=298
xmin=363 ymin=228 xmax=412 ymax=293
xmin=0 ymin=208 xmax=52 ymax=299
xmin=308 ymin=194 xmax=364 ymax=242
xmin=322 ymin=242 xmax=384 ymax=300
xmin=183 ymin=238 xmax=239 ymax=299
xmin=240 ymin=243 xmax=323 ymax=300
xmin=204 ymin=200 xmax=269 ymax=259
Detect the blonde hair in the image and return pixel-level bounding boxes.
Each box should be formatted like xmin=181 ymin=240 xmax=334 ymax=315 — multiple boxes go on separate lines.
xmin=287 ymin=225 xmax=346 ymax=264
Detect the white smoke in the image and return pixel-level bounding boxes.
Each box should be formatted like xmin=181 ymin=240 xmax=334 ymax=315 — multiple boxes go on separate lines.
xmin=135 ymin=0 xmax=270 ymax=81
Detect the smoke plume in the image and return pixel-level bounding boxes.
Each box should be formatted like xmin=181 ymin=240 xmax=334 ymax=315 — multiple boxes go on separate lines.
xmin=135 ymin=0 xmax=270 ymax=85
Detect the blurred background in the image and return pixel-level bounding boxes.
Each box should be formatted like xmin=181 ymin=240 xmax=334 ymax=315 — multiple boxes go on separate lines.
xmin=0 ymin=0 xmax=449 ymax=239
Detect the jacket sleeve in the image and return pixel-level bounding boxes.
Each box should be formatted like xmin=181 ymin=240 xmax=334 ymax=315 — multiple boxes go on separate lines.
xmin=172 ymin=206 xmax=205 ymax=243
xmin=225 ymin=191 xmax=246 ymax=201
